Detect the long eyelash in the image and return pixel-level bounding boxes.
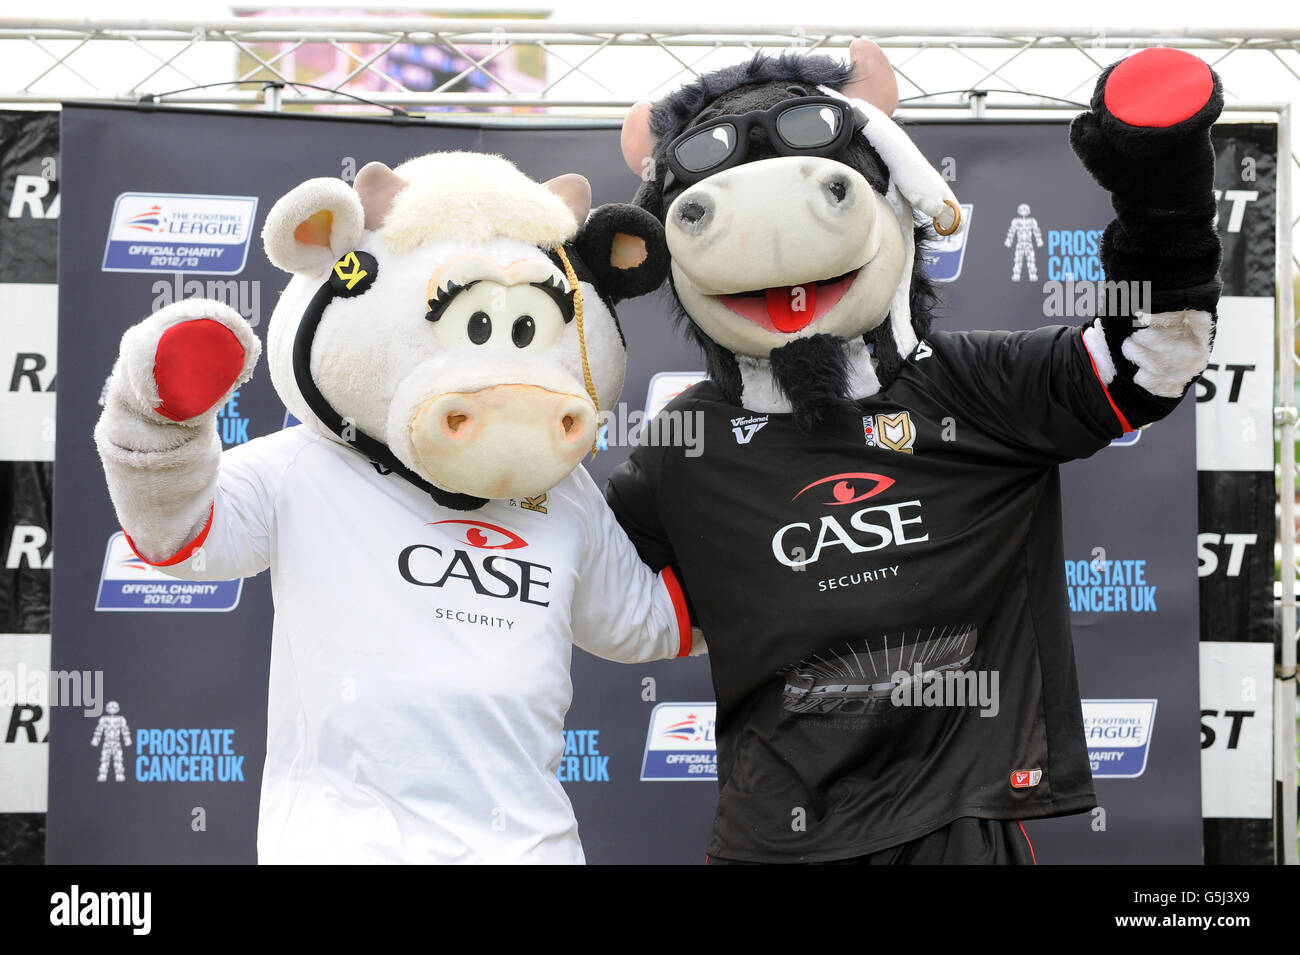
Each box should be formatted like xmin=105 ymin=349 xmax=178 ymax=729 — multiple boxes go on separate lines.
xmin=425 ymin=279 xmax=478 ymax=322
xmin=530 ymin=276 xmax=577 ymax=324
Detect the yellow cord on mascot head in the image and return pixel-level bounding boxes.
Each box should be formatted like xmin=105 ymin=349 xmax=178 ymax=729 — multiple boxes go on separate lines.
xmin=555 ymin=245 xmax=600 ymax=457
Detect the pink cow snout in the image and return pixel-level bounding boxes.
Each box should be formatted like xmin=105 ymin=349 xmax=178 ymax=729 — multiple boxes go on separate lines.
xmin=411 ymin=384 xmax=597 ymax=500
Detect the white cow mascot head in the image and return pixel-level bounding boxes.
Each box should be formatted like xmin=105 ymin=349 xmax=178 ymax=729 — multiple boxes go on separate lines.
xmin=264 ymin=153 xmax=667 ymax=508
xmin=93 ymin=152 xmax=696 ymax=865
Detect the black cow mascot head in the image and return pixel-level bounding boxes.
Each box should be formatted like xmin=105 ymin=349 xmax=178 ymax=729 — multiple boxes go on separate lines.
xmin=619 ymin=38 xmax=964 ymax=430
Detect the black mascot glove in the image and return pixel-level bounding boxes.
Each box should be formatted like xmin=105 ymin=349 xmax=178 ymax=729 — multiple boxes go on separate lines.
xmin=1068 ymin=48 xmax=1224 ymax=425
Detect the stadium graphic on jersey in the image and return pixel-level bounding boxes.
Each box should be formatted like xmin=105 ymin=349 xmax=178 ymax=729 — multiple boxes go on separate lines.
xmin=781 ymin=625 xmax=977 ymax=717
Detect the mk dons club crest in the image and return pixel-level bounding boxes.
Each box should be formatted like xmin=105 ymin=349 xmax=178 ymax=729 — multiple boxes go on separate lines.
xmin=519 ymin=493 xmax=548 ymax=514
xmin=862 ymin=411 xmax=916 ymax=453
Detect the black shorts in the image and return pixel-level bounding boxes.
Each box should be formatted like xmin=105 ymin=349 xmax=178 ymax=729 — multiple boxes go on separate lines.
xmin=706 ymin=817 xmax=1038 ymax=865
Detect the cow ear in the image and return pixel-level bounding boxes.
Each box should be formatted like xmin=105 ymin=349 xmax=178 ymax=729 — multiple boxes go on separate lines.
xmin=575 ymin=203 xmax=670 ymax=303
xmin=262 ymin=177 xmax=365 ymax=275
xmin=621 ymin=101 xmax=657 ymax=179
xmin=544 ymin=173 xmax=592 ymax=227
xmin=843 ymin=37 xmax=899 ymax=116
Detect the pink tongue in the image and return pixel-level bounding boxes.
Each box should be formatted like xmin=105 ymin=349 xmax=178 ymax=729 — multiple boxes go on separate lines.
xmin=765 ymin=283 xmax=818 ymax=332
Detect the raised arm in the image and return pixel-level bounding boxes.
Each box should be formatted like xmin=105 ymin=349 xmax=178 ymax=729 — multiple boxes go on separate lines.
xmin=93 ymin=300 xmax=260 ymax=568
xmin=1071 ymin=47 xmax=1223 ymax=431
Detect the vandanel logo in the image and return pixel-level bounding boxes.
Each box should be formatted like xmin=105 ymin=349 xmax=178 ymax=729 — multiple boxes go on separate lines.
xmin=1010 ymin=768 xmax=1043 ymax=789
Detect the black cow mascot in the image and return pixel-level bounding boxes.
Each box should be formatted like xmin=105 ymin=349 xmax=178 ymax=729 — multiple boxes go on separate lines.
xmin=608 ymin=38 xmax=1221 ymax=863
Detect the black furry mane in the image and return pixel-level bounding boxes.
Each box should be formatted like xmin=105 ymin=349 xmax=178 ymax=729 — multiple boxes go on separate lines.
xmin=650 ymin=52 xmax=855 ymax=154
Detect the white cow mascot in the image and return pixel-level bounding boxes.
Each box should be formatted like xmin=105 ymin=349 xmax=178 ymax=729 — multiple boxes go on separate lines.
xmin=94 ymin=152 xmax=697 ymax=864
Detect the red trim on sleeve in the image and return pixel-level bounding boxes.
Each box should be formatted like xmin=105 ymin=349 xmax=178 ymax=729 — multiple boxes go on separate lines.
xmin=1081 ymin=328 xmax=1134 ymax=435
xmin=661 ymin=566 xmax=692 ymax=657
xmin=123 ymin=502 xmax=215 ymax=567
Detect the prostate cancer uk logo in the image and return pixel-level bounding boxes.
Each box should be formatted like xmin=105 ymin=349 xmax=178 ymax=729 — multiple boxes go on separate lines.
xmin=640 ymin=702 xmax=717 ymax=781
xmin=95 ymin=532 xmax=243 ymax=612
xmin=102 ymin=192 xmax=259 ymax=275
xmin=89 ymin=701 xmax=246 ymax=785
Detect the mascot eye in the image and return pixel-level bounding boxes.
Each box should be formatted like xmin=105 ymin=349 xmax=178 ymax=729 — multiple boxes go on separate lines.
xmin=467 ymin=311 xmax=492 ymax=345
xmin=512 ymin=316 xmax=536 ymax=348
xmin=426 ymin=279 xmax=566 ymax=353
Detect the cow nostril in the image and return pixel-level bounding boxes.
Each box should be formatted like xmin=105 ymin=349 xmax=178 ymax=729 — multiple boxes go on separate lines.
xmin=825 ymin=177 xmax=849 ymax=204
xmin=561 ymin=414 xmax=576 ymax=435
xmin=675 ymin=194 xmax=714 ymax=236
xmin=679 ymin=200 xmax=707 ymax=224
xmin=446 ymin=413 xmax=468 ymax=434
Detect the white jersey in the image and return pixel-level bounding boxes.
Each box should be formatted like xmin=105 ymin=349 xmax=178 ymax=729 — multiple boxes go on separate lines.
xmin=158 ymin=426 xmax=690 ymax=864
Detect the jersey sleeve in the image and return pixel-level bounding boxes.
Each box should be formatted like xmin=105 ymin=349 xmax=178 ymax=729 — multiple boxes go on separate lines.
xmin=145 ymin=430 xmax=303 ymax=582
xmin=603 ymin=441 xmax=679 ymax=573
xmin=567 ymin=466 xmax=696 ymax=663
xmin=913 ymin=326 xmax=1134 ymax=464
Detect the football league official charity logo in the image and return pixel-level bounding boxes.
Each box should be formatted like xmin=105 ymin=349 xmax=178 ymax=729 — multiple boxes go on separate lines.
xmin=918 ymin=203 xmax=973 ymax=283
xmin=95 ymin=533 xmax=243 ymax=612
xmin=640 ymin=703 xmax=717 ymax=780
xmin=1083 ymin=699 xmax=1158 ymax=778
xmin=102 ymin=192 xmax=258 ymax=275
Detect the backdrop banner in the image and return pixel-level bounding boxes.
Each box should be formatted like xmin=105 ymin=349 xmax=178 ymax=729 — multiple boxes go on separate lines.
xmin=45 ymin=103 xmax=1248 ymax=864
xmin=0 ymin=109 xmax=58 ymax=864
xmin=1195 ymin=124 xmax=1278 ymax=864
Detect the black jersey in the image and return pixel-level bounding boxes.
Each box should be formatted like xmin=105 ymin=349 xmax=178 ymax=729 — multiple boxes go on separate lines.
xmin=606 ymin=325 xmax=1144 ymax=863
